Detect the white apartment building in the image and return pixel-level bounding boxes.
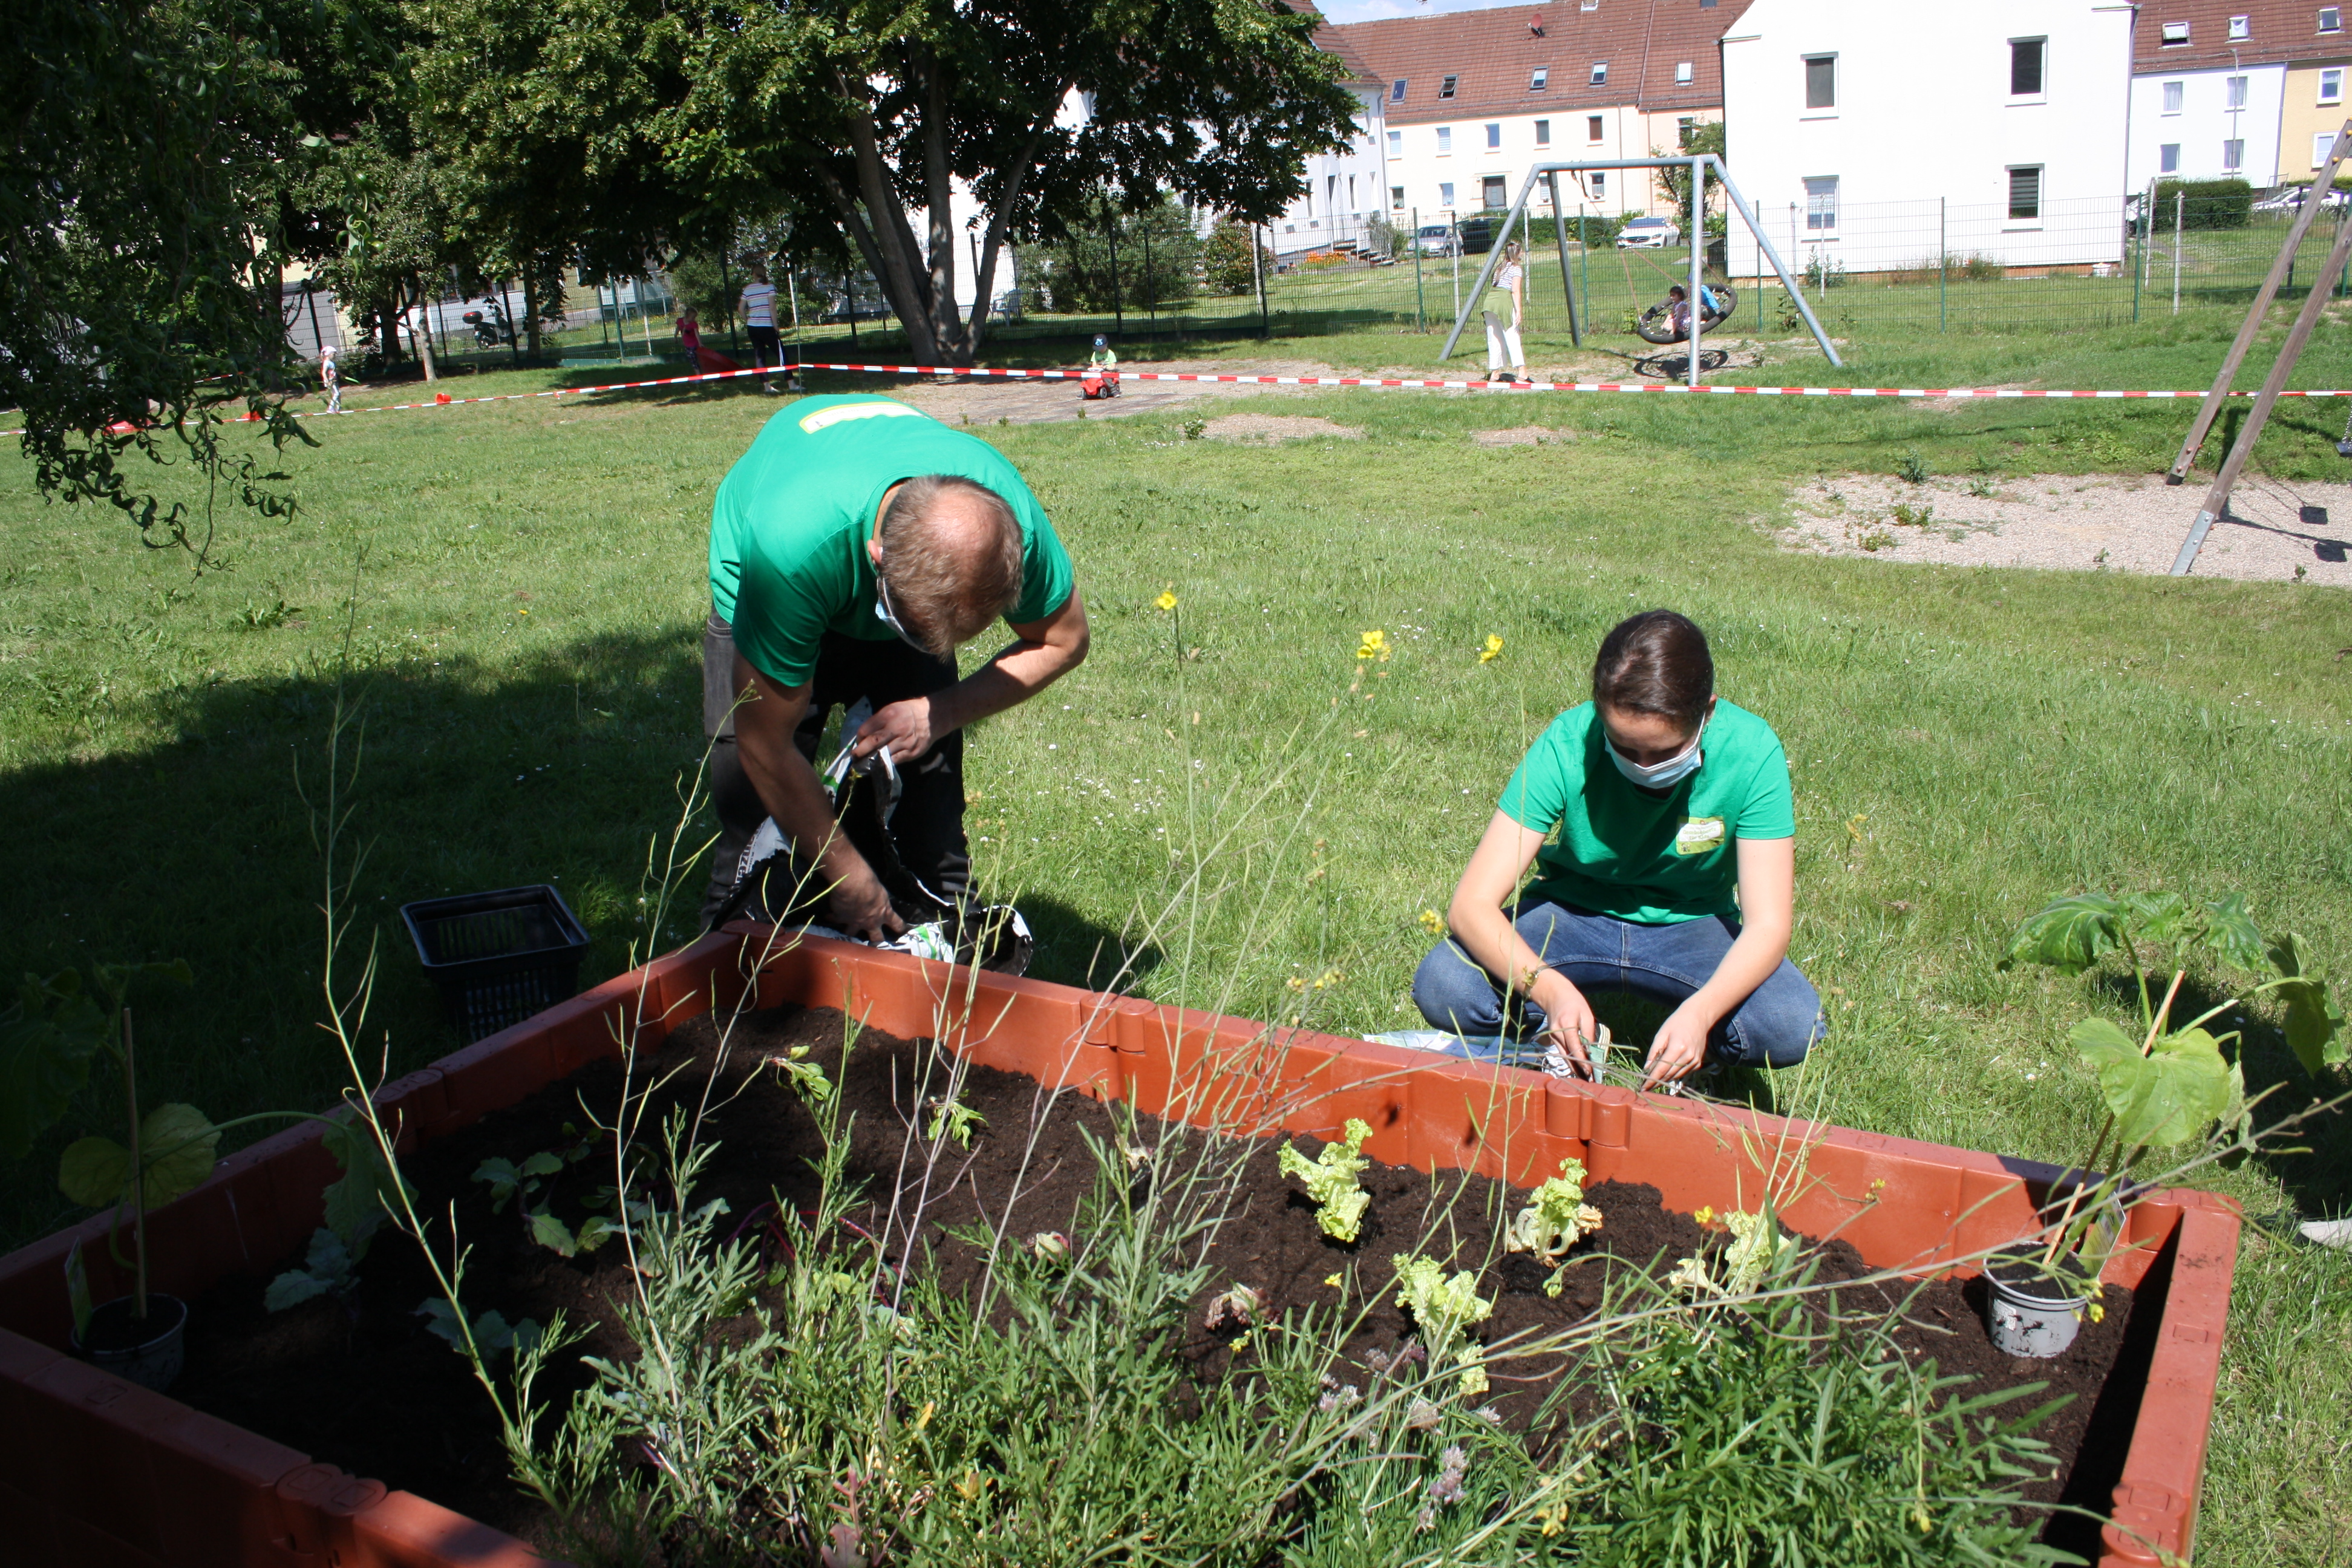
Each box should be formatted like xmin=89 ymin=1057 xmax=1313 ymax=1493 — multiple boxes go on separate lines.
xmin=1336 ymin=1 xmax=1754 ymax=228
xmin=2126 ymin=2 xmax=2310 ymax=189
xmin=1722 ymin=1 xmax=2137 ymax=278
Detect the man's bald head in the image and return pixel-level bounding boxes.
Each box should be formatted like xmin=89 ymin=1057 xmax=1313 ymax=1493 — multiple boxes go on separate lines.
xmin=876 ymin=475 xmax=1024 ymax=658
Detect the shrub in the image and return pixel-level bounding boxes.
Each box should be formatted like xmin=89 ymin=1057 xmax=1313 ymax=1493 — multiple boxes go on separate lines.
xmin=1202 ymin=217 xmax=1270 ymax=296
xmin=2152 ymin=177 xmax=2253 ymax=230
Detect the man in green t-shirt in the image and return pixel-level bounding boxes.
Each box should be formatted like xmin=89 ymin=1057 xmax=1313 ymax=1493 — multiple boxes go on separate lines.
xmin=702 ymin=396 xmax=1089 ymax=941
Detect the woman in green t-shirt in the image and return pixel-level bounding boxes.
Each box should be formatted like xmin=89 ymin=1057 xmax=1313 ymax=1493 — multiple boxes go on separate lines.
xmin=1411 ymin=610 xmax=1823 ymax=1089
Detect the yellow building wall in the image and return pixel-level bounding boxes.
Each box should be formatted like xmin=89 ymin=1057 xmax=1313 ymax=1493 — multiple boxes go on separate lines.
xmin=2279 ymin=60 xmax=2352 ymax=181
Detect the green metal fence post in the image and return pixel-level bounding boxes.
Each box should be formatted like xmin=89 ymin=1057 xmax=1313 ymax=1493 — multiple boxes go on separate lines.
xmin=1938 ymin=196 xmax=1947 ymax=332
xmin=1578 ymin=213 xmax=1590 ymax=323
xmin=1413 ymin=207 xmax=1426 ymax=331
xmin=2131 ymin=199 xmax=2143 ymax=323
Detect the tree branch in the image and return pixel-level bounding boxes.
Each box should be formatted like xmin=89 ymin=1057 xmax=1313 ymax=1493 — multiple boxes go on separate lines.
xmin=833 ymin=67 xmax=936 ymax=359
xmin=969 ymin=79 xmax=1075 ymax=347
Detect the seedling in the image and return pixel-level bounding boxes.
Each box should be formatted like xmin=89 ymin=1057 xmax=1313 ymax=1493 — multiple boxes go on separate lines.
xmin=416 ymin=1298 xmax=542 ymax=1365
xmin=769 ymin=1044 xmax=834 ymax=1105
xmin=1391 ymin=1253 xmax=1494 ymax=1396
xmin=1503 ymin=1157 xmax=1605 ymax=1296
xmin=472 ymin=1126 xmax=621 ymax=1258
xmin=1667 ymin=1207 xmax=1794 ymax=1297
xmin=2001 ymin=888 xmax=2344 ymax=1270
xmin=1203 ymin=1282 xmax=1263 ymax=1334
xmin=1278 ymin=1117 xmax=1373 ymax=1242
xmin=926 ymin=1094 xmax=985 ymax=1151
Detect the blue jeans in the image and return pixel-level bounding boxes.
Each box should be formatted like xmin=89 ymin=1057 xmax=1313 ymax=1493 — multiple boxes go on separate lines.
xmin=1411 ymin=901 xmax=1823 ymax=1069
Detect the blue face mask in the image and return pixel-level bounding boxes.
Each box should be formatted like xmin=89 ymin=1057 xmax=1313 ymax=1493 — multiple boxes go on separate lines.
xmin=1604 ymin=712 xmax=1707 ymax=790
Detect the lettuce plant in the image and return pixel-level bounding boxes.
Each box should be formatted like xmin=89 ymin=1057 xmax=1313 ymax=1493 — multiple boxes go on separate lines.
xmin=1503 ymin=1157 xmax=1604 ymax=1295
xmin=1278 ymin=1116 xmax=1373 ymax=1242
xmin=1391 ymin=1253 xmax=1495 ymax=1396
xmin=1665 ymin=1207 xmax=1793 ymax=1298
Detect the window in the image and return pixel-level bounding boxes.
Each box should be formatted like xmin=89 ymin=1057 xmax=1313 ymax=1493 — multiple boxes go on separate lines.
xmin=1482 ymin=175 xmax=1508 ymax=209
xmin=2163 ymin=79 xmax=2184 ymax=112
xmin=1589 ymin=171 xmax=1607 ymax=197
xmin=2008 ymin=165 xmax=2043 ymax=221
xmin=1534 ymin=119 xmax=1552 ymax=145
xmin=1805 ymin=54 xmax=1836 ymax=109
xmin=2010 ymin=38 xmax=2045 ymax=96
xmin=1677 ymin=116 xmax=1696 ymax=148
xmin=1675 ymin=60 xmax=1694 ymax=84
xmin=2160 ymin=143 xmax=2181 ymax=173
xmin=2325 ymin=7 xmax=2345 ymax=32
xmin=1591 ymin=61 xmax=1608 ymax=85
xmin=2160 ymin=21 xmax=2189 ymax=45
xmin=1485 ymin=123 xmax=1502 ymax=149
xmin=1804 ymin=175 xmax=1838 ymax=230
xmin=2229 ymin=14 xmax=2250 ymax=38
xmin=1587 ymin=114 xmax=1604 ymax=140
xmin=1391 ymin=186 xmax=1405 ymax=208
xmin=1439 ymin=74 xmax=1457 ymax=99
xmin=2226 ymin=74 xmax=2249 ymax=109
xmin=1436 ymin=125 xmax=1452 ymax=154
xmin=2223 ymin=139 xmax=2246 ymax=171
xmin=2322 ymin=67 xmax=2345 ymax=103
xmin=1530 ymin=67 xmax=1549 ymax=91
xmin=1388 ymin=129 xmax=1402 ymax=156
xmin=1391 ymin=79 xmax=1408 ymax=104
xmin=1439 ymin=181 xmax=1455 ymax=207
xmin=2319 ymin=131 xmax=2340 ymax=166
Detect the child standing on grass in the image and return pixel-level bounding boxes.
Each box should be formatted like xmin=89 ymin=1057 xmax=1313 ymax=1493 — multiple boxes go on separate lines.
xmin=319 ymin=344 xmax=342 ymax=413
xmin=1411 ymin=610 xmax=1823 ymax=1089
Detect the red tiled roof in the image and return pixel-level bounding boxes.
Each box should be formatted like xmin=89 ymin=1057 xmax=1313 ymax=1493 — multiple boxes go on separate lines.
xmin=1336 ymin=0 xmax=1754 ymax=123
xmin=1282 ymin=0 xmax=1383 ymax=85
xmin=2137 ymin=0 xmax=2352 ymax=70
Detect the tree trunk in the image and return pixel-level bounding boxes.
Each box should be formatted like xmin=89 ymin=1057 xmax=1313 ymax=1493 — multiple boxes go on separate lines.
xmin=410 ymin=276 xmax=441 ymax=382
xmin=966 ymin=82 xmax=1073 ymax=353
xmin=523 ymin=271 xmax=541 ymax=361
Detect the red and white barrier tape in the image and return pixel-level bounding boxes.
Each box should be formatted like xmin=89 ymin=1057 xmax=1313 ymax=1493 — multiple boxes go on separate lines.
xmin=16 ymin=359 xmax=2348 ymax=438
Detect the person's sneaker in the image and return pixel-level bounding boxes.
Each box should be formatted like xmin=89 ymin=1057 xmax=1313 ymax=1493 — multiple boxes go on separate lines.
xmin=787 ymin=374 xmax=805 ymax=391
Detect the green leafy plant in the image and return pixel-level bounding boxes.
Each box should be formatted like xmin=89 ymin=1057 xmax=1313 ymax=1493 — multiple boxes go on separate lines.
xmin=2002 ymin=888 xmax=2344 ymax=1269
xmin=1391 ymin=1253 xmax=1495 ymax=1396
xmin=1896 ymin=450 xmax=1930 ymax=484
xmin=1503 ymin=1156 xmax=1604 ymax=1296
xmin=925 ymin=1093 xmax=985 ymax=1151
xmin=472 ymin=1127 xmax=622 ymax=1259
xmin=769 ymin=1041 xmax=834 ymax=1105
xmin=1666 ymin=1206 xmax=1797 ymax=1297
xmin=264 ymin=1123 xmax=409 ymax=1310
xmin=1278 ymin=1116 xmax=1373 ymax=1241
xmin=416 ymin=1298 xmax=543 ymax=1365
xmin=1890 ymin=501 xmax=1935 ymax=528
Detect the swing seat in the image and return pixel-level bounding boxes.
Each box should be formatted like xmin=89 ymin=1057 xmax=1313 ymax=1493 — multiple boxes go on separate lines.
xmin=1633 ymin=286 xmax=1738 ymax=345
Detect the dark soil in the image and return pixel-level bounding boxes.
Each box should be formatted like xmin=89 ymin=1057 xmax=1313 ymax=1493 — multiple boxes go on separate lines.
xmin=170 ymin=1007 xmax=2143 ymax=1552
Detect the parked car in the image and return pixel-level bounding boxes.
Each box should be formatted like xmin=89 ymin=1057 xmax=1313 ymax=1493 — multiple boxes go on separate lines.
xmin=1616 ymin=216 xmax=1682 ymax=249
xmin=2252 ymin=185 xmax=2348 ymax=214
xmin=1414 ymin=224 xmax=1458 ymax=257
xmin=1457 ymin=215 xmax=1496 ymax=255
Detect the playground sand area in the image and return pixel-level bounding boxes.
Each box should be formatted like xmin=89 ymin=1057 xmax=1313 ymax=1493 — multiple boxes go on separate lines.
xmin=1774 ymin=472 xmax=2352 ymax=585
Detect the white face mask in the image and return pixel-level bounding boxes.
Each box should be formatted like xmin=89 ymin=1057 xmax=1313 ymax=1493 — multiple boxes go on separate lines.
xmin=1604 ymin=711 xmax=1707 ymax=789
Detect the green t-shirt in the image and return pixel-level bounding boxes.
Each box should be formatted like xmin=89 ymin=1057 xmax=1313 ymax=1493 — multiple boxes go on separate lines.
xmin=710 ymin=396 xmax=1075 ymax=686
xmin=1497 ymin=699 xmax=1794 ymax=924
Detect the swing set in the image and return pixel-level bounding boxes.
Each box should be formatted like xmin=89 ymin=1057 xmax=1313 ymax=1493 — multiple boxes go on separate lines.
xmin=1441 ymin=155 xmax=1840 ymax=387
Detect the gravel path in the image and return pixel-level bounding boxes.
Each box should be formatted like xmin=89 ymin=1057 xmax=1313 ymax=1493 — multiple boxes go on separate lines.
xmin=1774 ymin=472 xmax=2352 ymax=586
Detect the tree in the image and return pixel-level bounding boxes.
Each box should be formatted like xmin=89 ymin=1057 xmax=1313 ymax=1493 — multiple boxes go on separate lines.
xmin=1202 ymin=218 xmax=1272 ymax=296
xmin=408 ymin=0 xmax=1364 ymax=365
xmin=1022 ymin=194 xmax=1204 ymax=313
xmin=2 ymin=0 xmax=308 ymax=554
xmin=1653 ymin=122 xmax=1728 ymax=252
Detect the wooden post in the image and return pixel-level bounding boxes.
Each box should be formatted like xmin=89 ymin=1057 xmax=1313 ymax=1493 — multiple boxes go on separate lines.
xmin=2172 ymin=209 xmax=2352 ymax=574
xmin=2166 ymin=120 xmax=2351 ymax=483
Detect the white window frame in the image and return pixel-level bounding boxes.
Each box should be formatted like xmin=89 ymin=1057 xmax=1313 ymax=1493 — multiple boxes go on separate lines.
xmin=2223 ymin=137 xmax=2246 ymax=171
xmin=1587 ymin=114 xmax=1605 ymax=142
xmin=1534 ymin=119 xmax=1552 ymax=146
xmin=1485 ymin=122 xmax=1502 ymax=150
xmin=1591 ymin=60 xmax=1609 ymax=85
xmin=1435 ymin=125 xmax=1452 ymax=154
xmin=1481 ymin=175 xmax=1508 ymax=211
xmin=2325 ymin=7 xmax=2345 ymax=34
xmin=2008 ymin=36 xmax=2048 ymax=100
xmin=1388 ymin=129 xmax=1403 ymax=156
xmin=2160 ymin=21 xmax=2190 ymax=46
xmin=1439 ymin=74 xmax=1458 ymax=100
xmin=1530 ymin=67 xmax=1549 ymax=91
xmin=2322 ymin=67 xmax=2345 ymax=104
xmin=2229 ymin=14 xmax=2250 ymax=38
xmin=1438 ymin=181 xmax=1455 ymax=208
xmin=1589 ymin=171 xmax=1607 ymax=197
xmin=2162 ymin=79 xmax=2184 ymax=113
xmin=1803 ymin=53 xmax=1837 ymax=114
xmin=2319 ymin=130 xmax=2340 ymax=166
xmin=1675 ymin=60 xmax=1694 ymax=84
xmin=2226 ymin=74 xmax=2249 ymax=109
xmin=2005 ymin=164 xmax=2044 ymax=226
xmin=2160 ymin=142 xmax=2181 ymax=174
xmin=1390 ymin=185 xmax=1405 ymax=209
xmin=1391 ymin=79 xmax=1408 ymax=104
xmin=1804 ymin=174 xmax=1838 ymax=231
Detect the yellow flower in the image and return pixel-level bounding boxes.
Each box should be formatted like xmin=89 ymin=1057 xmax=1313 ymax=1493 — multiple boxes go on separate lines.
xmin=1356 ymin=629 xmax=1391 ymax=661
xmin=915 ymin=1400 xmax=935 ymax=1430
xmin=1479 ymin=634 xmax=1504 ymax=664
xmin=2088 ymin=1300 xmax=2106 ymax=1324
xmin=1418 ymin=908 xmax=1445 ymax=935
xmin=1231 ymin=1330 xmax=1253 ymax=1350
xmin=1323 ymin=1272 xmax=1344 ymax=1288
xmin=1154 ymin=590 xmax=1178 ymax=611
xmin=1693 ymin=1205 xmax=1716 ymax=1228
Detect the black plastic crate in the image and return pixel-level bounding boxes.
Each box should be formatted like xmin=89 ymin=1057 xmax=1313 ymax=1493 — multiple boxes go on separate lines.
xmin=399 ymin=885 xmax=591 ymax=1042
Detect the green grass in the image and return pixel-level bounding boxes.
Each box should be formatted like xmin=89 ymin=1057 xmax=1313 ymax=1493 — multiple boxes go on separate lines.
xmin=3 ymin=318 xmax=2349 ymax=1561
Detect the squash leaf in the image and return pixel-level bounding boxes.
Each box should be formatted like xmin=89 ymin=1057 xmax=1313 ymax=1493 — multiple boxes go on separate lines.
xmin=57 ymin=1103 xmax=218 ymax=1208
xmin=2001 ymin=893 xmax=2128 ymax=975
xmin=0 ymin=972 xmax=108 ymax=1159
xmin=2202 ymin=893 xmax=2269 ymax=976
xmin=2074 ymin=1021 xmax=2231 ymax=1150
xmin=2267 ymin=933 xmax=2346 ymax=1077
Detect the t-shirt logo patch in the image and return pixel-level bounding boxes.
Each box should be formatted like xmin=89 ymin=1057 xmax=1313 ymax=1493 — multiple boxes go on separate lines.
xmin=798 ymin=400 xmax=930 ymax=433
xmin=1673 ymin=817 xmax=1725 ymax=856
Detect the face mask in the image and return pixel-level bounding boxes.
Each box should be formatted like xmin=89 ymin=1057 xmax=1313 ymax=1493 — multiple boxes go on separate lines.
xmin=1605 ymin=712 xmax=1707 ymax=790
xmin=872 ymin=572 xmax=927 ymax=652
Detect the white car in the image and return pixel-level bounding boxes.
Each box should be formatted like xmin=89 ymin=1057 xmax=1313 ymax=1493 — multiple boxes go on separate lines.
xmin=1616 ymin=216 xmax=1682 ymax=249
xmin=2252 ymin=185 xmax=2347 ymax=214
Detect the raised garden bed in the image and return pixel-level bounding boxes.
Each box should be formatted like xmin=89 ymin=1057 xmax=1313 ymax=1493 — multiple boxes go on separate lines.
xmin=0 ymin=927 xmax=2241 ymax=1567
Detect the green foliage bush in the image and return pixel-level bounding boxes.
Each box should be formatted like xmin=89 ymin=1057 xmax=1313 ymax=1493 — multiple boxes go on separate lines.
xmin=2152 ymin=178 xmax=2253 ymax=230
xmin=1202 ymin=217 xmax=1269 ymax=294
xmin=1021 ymin=194 xmax=1204 ymax=313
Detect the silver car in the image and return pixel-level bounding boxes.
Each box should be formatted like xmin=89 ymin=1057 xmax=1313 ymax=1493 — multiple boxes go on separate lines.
xmin=1616 ymin=216 xmax=1682 ymax=249
xmin=1414 ymin=224 xmax=1459 ymax=256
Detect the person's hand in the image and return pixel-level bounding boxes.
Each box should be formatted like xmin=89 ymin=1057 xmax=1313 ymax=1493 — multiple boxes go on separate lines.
xmin=852 ymin=696 xmax=939 ymax=763
xmin=1642 ymin=1005 xmax=1713 ymax=1091
xmin=1530 ymin=970 xmax=1598 ymax=1078
xmin=823 ymin=859 xmax=905 ymax=944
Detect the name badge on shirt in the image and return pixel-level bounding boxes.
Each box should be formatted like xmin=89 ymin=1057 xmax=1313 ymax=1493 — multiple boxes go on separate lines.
xmin=1674 ymin=817 xmax=1725 ymax=856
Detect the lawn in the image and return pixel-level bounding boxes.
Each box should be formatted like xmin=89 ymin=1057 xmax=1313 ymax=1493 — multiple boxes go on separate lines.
xmin=3 ymin=312 xmax=2349 ymax=1561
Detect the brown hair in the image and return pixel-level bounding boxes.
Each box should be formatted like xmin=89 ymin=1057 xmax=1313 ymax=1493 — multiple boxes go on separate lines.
xmin=878 ymin=475 xmax=1024 ymax=658
xmin=1592 ymin=610 xmax=1713 ymax=728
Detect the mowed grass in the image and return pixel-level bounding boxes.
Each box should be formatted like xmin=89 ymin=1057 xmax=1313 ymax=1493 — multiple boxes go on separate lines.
xmin=2 ymin=324 xmax=2350 ymax=1561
